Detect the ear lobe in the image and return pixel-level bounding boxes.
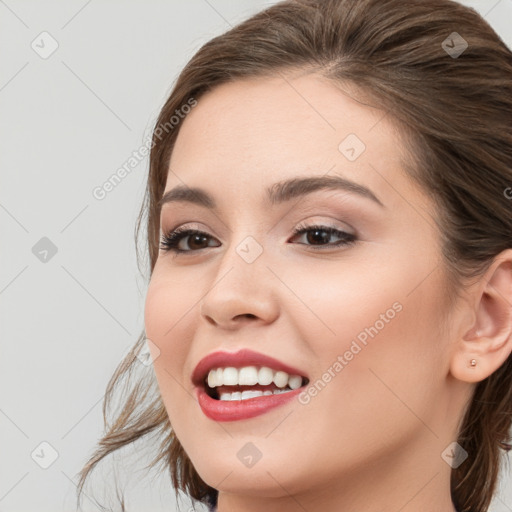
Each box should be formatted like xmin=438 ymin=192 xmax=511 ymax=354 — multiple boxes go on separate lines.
xmin=449 ymin=250 xmax=512 ymax=384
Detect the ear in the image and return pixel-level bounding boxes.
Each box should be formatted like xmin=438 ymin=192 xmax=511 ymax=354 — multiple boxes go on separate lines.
xmin=450 ymin=249 xmax=512 ymax=383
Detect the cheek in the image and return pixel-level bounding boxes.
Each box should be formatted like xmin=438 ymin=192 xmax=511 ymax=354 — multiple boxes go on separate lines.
xmin=274 ymin=257 xmax=408 ymax=351
xmin=287 ymin=244 xmax=445 ymax=366
xmin=144 ymin=271 xmax=197 ymax=390
xmin=144 ymin=267 xmax=198 ymax=349
xmin=288 ymin=258 xmax=446 ymax=433
xmin=144 ymin=275 xmax=200 ymax=434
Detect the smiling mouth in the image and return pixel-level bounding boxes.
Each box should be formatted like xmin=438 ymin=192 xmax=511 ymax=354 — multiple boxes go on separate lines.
xmin=204 ymin=374 xmax=310 ymax=401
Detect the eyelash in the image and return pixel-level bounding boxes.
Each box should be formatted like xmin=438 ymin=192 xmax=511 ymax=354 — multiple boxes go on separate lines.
xmin=159 ymin=223 xmax=357 ymax=255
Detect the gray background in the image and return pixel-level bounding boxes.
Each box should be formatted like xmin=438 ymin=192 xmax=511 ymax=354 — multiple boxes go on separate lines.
xmin=1 ymin=1 xmax=511 ymax=511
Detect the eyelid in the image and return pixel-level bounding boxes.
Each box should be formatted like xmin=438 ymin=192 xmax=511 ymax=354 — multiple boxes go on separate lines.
xmin=161 ymin=211 xmax=354 ymax=232
xmin=160 ymin=218 xmax=354 ymax=240
xmin=159 ymin=221 xmax=207 ymax=237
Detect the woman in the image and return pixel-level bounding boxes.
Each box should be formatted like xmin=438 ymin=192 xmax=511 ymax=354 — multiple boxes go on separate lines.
xmin=77 ymin=0 xmax=512 ymax=511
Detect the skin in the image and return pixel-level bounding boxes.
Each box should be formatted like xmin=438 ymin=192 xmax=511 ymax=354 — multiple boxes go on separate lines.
xmin=144 ymin=71 xmax=512 ymax=512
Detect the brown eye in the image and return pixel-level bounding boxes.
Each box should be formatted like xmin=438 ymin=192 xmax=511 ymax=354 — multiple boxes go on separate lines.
xmin=160 ymin=229 xmax=220 ymax=253
xmin=290 ymin=224 xmax=357 ymax=250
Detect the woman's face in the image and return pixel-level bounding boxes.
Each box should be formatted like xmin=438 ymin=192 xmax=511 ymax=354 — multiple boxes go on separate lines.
xmin=144 ymin=73 xmax=467 ymax=504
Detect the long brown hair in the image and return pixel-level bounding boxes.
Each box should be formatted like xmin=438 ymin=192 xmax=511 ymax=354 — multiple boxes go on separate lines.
xmin=76 ymin=1 xmax=512 ymax=511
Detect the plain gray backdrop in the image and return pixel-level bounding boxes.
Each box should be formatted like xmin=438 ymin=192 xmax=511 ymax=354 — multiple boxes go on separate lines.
xmin=1 ymin=1 xmax=511 ymax=511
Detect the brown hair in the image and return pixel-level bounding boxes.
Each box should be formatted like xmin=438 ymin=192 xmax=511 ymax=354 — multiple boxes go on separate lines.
xmin=76 ymin=1 xmax=512 ymax=511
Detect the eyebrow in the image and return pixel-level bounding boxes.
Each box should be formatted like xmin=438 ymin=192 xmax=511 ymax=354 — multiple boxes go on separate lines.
xmin=158 ymin=175 xmax=385 ymax=210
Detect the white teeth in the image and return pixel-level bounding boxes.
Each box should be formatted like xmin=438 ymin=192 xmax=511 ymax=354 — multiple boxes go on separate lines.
xmin=219 ymin=388 xmax=294 ymax=401
xmin=206 ymin=365 xmax=304 ymax=390
xmin=288 ymin=375 xmax=302 ymax=390
xmin=223 ymin=367 xmax=238 ymax=386
xmin=207 ymin=371 xmax=216 ymax=388
xmin=258 ymin=366 xmax=274 ymax=385
xmin=238 ymin=366 xmax=258 ymax=385
xmin=241 ymin=390 xmax=262 ymax=400
xmin=273 ymin=370 xmax=289 ymax=388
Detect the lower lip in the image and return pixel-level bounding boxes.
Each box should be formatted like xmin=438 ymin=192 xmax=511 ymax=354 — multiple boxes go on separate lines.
xmin=196 ymin=386 xmax=303 ymax=422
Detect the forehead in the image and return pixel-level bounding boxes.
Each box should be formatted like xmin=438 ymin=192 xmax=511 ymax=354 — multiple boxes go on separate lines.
xmin=165 ymin=73 xmax=423 ymax=213
xmin=171 ymin=73 xmax=396 ymax=162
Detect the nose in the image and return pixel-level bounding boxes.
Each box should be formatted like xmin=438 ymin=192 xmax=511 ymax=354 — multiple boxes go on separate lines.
xmin=199 ymin=242 xmax=280 ymax=330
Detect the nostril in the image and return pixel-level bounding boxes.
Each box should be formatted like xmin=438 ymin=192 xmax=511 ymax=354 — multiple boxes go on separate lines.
xmin=237 ymin=313 xmax=257 ymax=320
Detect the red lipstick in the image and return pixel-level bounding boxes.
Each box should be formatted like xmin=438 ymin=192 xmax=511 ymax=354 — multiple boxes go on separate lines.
xmin=192 ymin=348 xmax=308 ymax=422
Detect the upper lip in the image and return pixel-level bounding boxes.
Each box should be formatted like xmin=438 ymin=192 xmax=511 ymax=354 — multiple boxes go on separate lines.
xmin=191 ymin=348 xmax=309 ymax=387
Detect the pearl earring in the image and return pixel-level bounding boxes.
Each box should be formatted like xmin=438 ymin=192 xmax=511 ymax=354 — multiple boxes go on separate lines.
xmin=470 ymin=359 xmax=477 ymax=367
